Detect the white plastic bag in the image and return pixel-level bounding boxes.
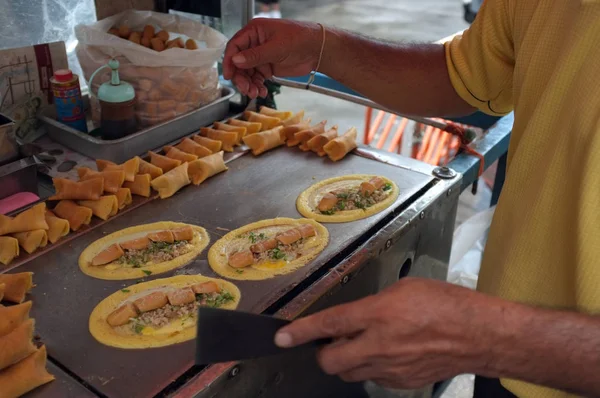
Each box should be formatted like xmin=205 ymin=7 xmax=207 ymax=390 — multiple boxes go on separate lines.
xmin=447 ymin=206 xmax=496 ymax=289
xmin=75 ymin=10 xmax=227 ymax=127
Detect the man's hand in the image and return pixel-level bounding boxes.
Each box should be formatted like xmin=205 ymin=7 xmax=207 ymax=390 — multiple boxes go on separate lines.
xmin=274 ymin=278 xmax=491 ymax=389
xmin=223 ymin=19 xmax=322 ymax=99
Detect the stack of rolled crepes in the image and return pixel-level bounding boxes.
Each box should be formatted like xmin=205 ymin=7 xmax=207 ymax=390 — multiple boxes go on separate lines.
xmin=234 ymin=106 xmax=358 ymax=161
xmin=0 ymin=272 xmax=54 ymax=397
xmin=0 ymin=203 xmax=70 ymax=266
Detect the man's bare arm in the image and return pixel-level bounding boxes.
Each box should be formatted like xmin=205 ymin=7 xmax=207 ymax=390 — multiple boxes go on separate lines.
xmin=273 ymin=278 xmax=600 ymax=396
xmin=319 ymin=28 xmax=475 ymax=117
xmin=223 ymin=20 xmax=475 ymax=117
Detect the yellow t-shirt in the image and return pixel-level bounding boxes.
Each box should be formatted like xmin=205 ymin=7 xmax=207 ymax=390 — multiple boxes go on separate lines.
xmin=445 ymin=0 xmax=600 ymax=397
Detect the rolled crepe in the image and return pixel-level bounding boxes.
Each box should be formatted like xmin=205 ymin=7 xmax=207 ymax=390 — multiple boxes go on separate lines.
xmin=123 ymin=174 xmax=152 ymax=197
xmin=281 ymin=120 xmax=312 ymax=142
xmin=0 ymin=319 xmax=36 ymax=371
xmin=44 ymin=210 xmax=70 ymax=244
xmin=136 ymin=157 xmax=163 ymax=179
xmin=0 ymin=301 xmax=32 ymax=337
xmin=289 ymin=120 xmax=326 ymax=147
xmin=150 ymin=163 xmax=191 ymax=199
xmin=96 ymin=157 xmax=140 ymax=182
xmin=49 ymin=178 xmax=104 ymax=201
xmin=0 ymin=272 xmax=33 ymax=303
xmin=115 ymin=188 xmax=132 ymax=209
xmin=12 ymin=230 xmax=48 ymax=255
xmin=323 ymin=127 xmax=358 ymax=161
xmin=175 ymin=138 xmax=212 ymax=157
xmin=164 ymin=146 xmax=198 ymax=163
xmin=188 ymin=151 xmax=228 ymax=185
xmin=193 ymin=135 xmax=222 ymax=153
xmin=53 ymin=200 xmax=93 ymax=231
xmin=79 ymin=195 xmax=119 ymax=221
xmin=78 ymin=168 xmax=125 ymax=194
xmin=307 ymin=126 xmax=339 ymax=156
xmin=149 ymin=151 xmax=181 ymax=172
xmin=0 ymin=237 xmax=19 ymax=266
xmin=228 ymin=118 xmax=261 ymax=135
xmin=0 ymin=345 xmax=55 ymax=397
xmin=281 ymin=110 xmax=305 ymax=127
xmin=242 ymin=126 xmax=285 ymax=156
xmin=0 ymin=203 xmax=48 ymax=235
xmin=243 ymin=111 xmax=280 ymax=131
xmin=199 ymin=128 xmax=237 ymax=152
xmin=213 ymin=121 xmax=246 ymax=143
xmin=259 ymin=106 xmax=293 ymax=121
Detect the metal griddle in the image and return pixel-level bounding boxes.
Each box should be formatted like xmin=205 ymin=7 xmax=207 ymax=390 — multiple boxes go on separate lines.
xmin=14 ymin=147 xmax=434 ymax=398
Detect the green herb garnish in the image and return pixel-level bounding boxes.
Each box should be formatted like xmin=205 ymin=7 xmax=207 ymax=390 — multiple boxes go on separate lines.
xmin=382 ymin=183 xmax=392 ymax=191
xmin=336 ymin=193 xmax=349 ymax=200
xmin=337 ymin=201 xmax=346 ymax=210
xmin=121 ymin=289 xmax=130 ymax=293
xmin=248 ymin=232 xmax=267 ymax=243
xmin=235 ymin=269 xmax=244 ymax=274
xmin=204 ymin=291 xmax=235 ymax=308
xmin=133 ymin=323 xmax=145 ymax=334
xmin=142 ymin=270 xmax=152 ymax=276
xmin=320 ymin=209 xmax=335 ymax=215
xmin=270 ymin=247 xmax=287 ymax=260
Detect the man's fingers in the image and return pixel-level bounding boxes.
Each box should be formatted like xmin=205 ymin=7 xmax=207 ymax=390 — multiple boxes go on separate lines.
xmin=338 ymin=364 xmax=377 ymax=383
xmin=232 ymin=72 xmax=250 ymax=95
xmin=275 ymin=300 xmax=370 ymax=348
xmin=232 ymin=41 xmax=282 ymax=70
xmin=317 ymin=334 xmax=372 ymax=375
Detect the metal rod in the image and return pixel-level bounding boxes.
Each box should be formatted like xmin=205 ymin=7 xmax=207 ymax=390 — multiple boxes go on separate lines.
xmin=271 ymin=76 xmax=450 ymax=130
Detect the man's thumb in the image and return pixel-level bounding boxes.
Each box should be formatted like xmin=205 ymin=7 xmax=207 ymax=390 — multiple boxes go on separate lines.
xmin=232 ymin=43 xmax=278 ymax=69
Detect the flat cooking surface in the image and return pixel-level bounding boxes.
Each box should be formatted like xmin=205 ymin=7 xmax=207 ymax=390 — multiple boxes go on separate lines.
xmin=15 ymin=148 xmax=434 ymax=398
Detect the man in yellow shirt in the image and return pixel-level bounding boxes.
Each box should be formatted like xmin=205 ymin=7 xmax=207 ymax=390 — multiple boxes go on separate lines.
xmin=223 ymin=0 xmax=600 ymax=396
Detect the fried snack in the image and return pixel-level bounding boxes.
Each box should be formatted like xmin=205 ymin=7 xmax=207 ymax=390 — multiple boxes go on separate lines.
xmin=193 ymin=135 xmax=222 ymax=153
xmin=199 ymin=128 xmax=237 ymax=152
xmin=0 ymin=345 xmax=55 ymax=397
xmin=298 ymin=125 xmax=337 ymax=151
xmin=79 ymin=196 xmax=119 ymax=221
xmin=281 ymin=111 xmax=305 ymax=127
xmin=158 ymin=99 xmax=176 ymax=112
xmin=159 ymin=79 xmax=190 ymax=101
xmin=150 ymin=163 xmax=190 ymax=199
xmin=166 ymin=37 xmax=184 ymax=49
xmin=175 ymin=103 xmax=193 ymax=114
xmin=115 ymin=188 xmax=132 ymax=209
xmin=281 ymin=119 xmax=312 ymax=142
xmin=128 ymin=31 xmax=141 ymax=44
xmin=323 ymin=127 xmax=358 ymax=161
xmin=118 ymin=25 xmax=130 ymax=39
xmin=49 ymin=178 xmax=104 ymax=201
xmin=188 ymin=151 xmax=228 ymax=185
xmin=123 ymin=174 xmax=152 ymax=197
xmin=138 ymin=79 xmax=153 ymax=92
xmin=12 ymin=230 xmax=48 ymax=255
xmin=78 ymin=168 xmax=126 ymax=194
xmin=0 ymin=319 xmax=36 ymax=371
xmin=151 ymin=37 xmax=165 ymax=51
xmin=307 ymin=126 xmax=339 ymax=156
xmin=108 ymin=28 xmax=119 ymax=36
xmin=135 ymin=157 xmax=162 ymax=179
xmin=0 ymin=203 xmax=48 ymax=236
xmin=91 ymin=243 xmax=124 ymax=266
xmin=156 ymin=30 xmax=169 ymax=42
xmin=164 ymin=146 xmax=198 ymax=163
xmin=0 ymin=237 xmax=19 ymax=266
xmin=185 ymin=39 xmax=198 ymax=50
xmin=141 ymin=36 xmax=151 ymax=48
xmin=288 ymin=120 xmax=326 ymax=147
xmin=227 ymin=118 xmax=262 ymax=135
xmin=0 ymin=301 xmax=31 ymax=338
xmin=97 ymin=158 xmax=140 ymax=182
xmin=53 ymin=200 xmax=93 ymax=232
xmin=149 ymin=151 xmax=181 ymax=172
xmin=176 ymin=138 xmax=212 ymax=157
xmin=259 ymin=106 xmax=293 ymax=121
xmin=242 ymin=126 xmax=285 ymax=156
xmin=243 ymin=111 xmax=280 ymax=131
xmin=142 ymin=25 xmax=155 ymax=40
xmin=44 ymin=210 xmax=70 ymax=244
xmin=0 ymin=272 xmax=32 ymax=304
xmin=213 ymin=121 xmax=246 ymax=143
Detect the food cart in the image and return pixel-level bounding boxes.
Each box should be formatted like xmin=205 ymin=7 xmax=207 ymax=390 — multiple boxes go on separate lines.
xmin=0 ymin=1 xmax=513 ymax=397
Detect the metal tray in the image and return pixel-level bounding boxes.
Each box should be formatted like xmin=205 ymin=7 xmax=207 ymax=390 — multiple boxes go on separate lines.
xmin=11 ymin=148 xmax=435 ymax=398
xmin=39 ymin=87 xmax=235 ymax=164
